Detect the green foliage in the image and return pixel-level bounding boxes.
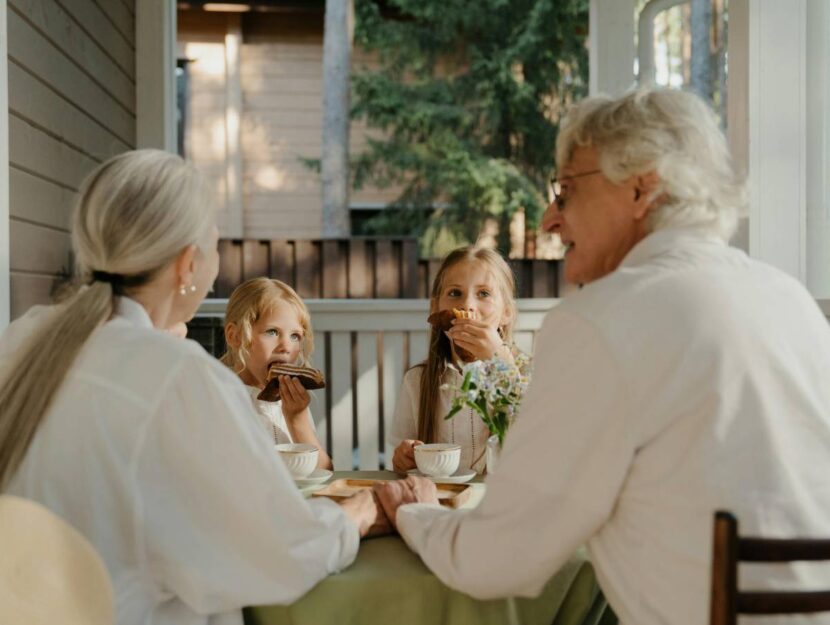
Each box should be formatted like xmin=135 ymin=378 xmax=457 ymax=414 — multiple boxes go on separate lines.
xmin=351 ymin=0 xmax=589 ymax=255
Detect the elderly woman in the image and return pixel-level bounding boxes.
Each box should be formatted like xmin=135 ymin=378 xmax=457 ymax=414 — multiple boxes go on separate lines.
xmin=0 ymin=150 xmax=386 ymax=625
xmin=374 ymin=88 xmax=830 ymax=624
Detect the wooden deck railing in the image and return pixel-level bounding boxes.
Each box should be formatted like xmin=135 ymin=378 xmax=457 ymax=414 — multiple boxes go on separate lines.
xmin=215 ymin=238 xmax=562 ymax=299
xmin=194 ymin=297 xmax=559 ymax=470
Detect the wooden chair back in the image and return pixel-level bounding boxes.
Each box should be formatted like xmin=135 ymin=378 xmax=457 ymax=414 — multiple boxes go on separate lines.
xmin=710 ymin=510 xmax=830 ymax=625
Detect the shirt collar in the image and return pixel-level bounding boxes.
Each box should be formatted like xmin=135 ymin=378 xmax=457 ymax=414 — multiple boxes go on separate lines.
xmin=114 ymin=297 xmax=155 ymax=330
xmin=620 ymin=227 xmax=726 ymax=270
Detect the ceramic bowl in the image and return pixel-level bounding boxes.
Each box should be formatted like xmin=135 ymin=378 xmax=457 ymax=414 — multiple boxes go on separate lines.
xmin=275 ymin=443 xmax=319 ymax=479
xmin=414 ymin=443 xmax=461 ymax=478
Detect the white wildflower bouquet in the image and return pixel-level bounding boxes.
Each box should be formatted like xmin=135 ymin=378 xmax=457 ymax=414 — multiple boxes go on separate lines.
xmin=443 ymin=352 xmax=532 ymax=446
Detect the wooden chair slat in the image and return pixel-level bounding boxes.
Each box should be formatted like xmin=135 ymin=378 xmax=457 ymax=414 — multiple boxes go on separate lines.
xmin=737 ymin=591 xmax=830 ymax=614
xmin=739 ymin=538 xmax=830 ymax=562
xmin=711 ymin=510 xmax=830 ymax=624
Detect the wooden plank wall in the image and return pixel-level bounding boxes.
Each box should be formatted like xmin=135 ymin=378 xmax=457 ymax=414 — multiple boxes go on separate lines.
xmin=7 ymin=0 xmax=136 ymax=318
xmin=178 ymin=9 xmax=401 ymax=241
xmin=215 ymin=238 xmax=561 ymax=299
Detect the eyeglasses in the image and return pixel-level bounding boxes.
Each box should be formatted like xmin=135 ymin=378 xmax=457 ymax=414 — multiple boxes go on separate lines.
xmin=549 ymin=169 xmax=603 ymax=212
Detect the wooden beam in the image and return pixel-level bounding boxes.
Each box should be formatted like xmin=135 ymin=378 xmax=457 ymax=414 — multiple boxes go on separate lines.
xmin=136 ymin=0 xmax=176 ymax=150
xmin=224 ymin=13 xmax=244 ymax=237
xmin=0 ymin=0 xmax=10 ymax=327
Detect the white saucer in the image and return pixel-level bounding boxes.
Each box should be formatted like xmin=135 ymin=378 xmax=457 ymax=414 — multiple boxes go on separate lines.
xmin=407 ymin=468 xmax=477 ymax=484
xmin=295 ymin=468 xmax=333 ymax=486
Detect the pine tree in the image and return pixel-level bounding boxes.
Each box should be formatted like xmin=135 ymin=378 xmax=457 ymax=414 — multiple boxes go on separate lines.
xmin=351 ymin=0 xmax=589 ymax=255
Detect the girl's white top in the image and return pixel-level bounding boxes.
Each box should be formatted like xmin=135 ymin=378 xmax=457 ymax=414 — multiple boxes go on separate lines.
xmin=0 ymin=297 xmax=358 ymax=625
xmin=388 ymin=365 xmax=491 ymax=473
xmin=244 ymin=385 xmax=317 ymax=445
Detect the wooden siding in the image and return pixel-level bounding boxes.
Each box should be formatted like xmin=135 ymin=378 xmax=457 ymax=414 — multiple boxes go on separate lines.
xmin=179 ymin=10 xmax=401 ymax=241
xmin=214 ymin=238 xmax=562 ymax=300
xmin=7 ymin=0 xmax=136 ymax=319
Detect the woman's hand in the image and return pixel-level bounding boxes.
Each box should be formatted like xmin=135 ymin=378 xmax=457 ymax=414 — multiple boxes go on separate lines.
xmin=446 ymin=318 xmax=504 ymax=362
xmin=392 ymin=439 xmax=423 ymax=473
xmin=338 ymin=489 xmax=392 ymax=538
xmin=279 ymin=376 xmax=311 ymax=420
xmin=373 ymin=476 xmax=439 ymax=528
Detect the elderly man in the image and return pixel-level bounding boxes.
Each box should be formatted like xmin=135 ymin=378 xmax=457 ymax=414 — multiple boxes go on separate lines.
xmin=374 ymin=88 xmax=830 ymax=624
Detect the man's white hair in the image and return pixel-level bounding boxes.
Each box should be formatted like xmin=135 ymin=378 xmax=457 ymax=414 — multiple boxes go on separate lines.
xmin=556 ymin=88 xmax=747 ymax=241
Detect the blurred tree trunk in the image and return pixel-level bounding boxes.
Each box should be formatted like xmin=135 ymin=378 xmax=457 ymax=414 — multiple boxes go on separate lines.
xmin=322 ymin=0 xmax=353 ymax=237
xmin=690 ymin=0 xmax=712 ymax=99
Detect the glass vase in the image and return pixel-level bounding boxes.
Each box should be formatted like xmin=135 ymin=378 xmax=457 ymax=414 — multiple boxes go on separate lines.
xmin=486 ymin=435 xmax=501 ymax=474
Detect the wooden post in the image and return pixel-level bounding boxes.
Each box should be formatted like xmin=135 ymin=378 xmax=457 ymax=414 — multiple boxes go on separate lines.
xmin=589 ymin=0 xmax=636 ymax=96
xmin=690 ymin=0 xmax=712 ymax=99
xmin=224 ymin=14 xmax=244 ymax=238
xmin=136 ymin=0 xmax=176 ymax=150
xmin=0 ymin=0 xmax=9 ymax=328
xmin=710 ymin=511 xmax=738 ymax=625
xmin=321 ymin=0 xmax=353 ymax=237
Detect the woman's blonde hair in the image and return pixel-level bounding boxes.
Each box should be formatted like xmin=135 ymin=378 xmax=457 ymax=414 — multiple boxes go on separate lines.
xmin=0 ymin=149 xmax=216 ymax=488
xmin=556 ymin=88 xmax=747 ymax=241
xmin=417 ymin=246 xmax=517 ymax=443
xmin=220 ymin=278 xmax=314 ymax=374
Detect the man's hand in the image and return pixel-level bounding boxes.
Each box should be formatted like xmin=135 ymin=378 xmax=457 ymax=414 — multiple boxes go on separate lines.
xmin=392 ymin=439 xmax=423 ymax=473
xmin=372 ymin=476 xmax=439 ymax=528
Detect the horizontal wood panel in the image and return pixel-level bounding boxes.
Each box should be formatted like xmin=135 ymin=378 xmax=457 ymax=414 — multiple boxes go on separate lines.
xmin=239 ymin=76 xmax=322 ymax=95
xmin=58 ymin=0 xmax=135 ymax=78
xmin=245 ymin=194 xmax=321 ymax=214
xmin=10 ymin=219 xmax=73 ymax=275
xmin=239 ymin=44 xmax=322 ymax=62
xmin=7 ymin=8 xmax=135 ymax=144
xmin=10 ymin=272 xmax=60 ymax=318
xmin=89 ymin=0 xmax=134 ymax=47
xmin=10 ymin=0 xmax=135 ymax=111
xmin=9 ymin=115 xmax=98 ymax=190
xmin=8 ymin=62 xmax=130 ymax=161
xmin=10 ymin=166 xmax=77 ymax=231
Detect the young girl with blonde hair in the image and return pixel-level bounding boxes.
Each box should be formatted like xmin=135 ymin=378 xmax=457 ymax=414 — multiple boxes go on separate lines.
xmin=389 ymin=246 xmax=524 ymax=474
xmin=222 ymin=277 xmax=332 ymax=469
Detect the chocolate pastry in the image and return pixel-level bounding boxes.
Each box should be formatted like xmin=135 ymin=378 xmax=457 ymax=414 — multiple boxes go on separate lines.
xmin=427 ymin=308 xmax=477 ymax=362
xmin=257 ymin=363 xmax=326 ymax=402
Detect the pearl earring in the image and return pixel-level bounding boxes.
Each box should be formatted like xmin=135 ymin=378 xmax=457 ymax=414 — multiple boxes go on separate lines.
xmin=179 ymin=284 xmax=197 ymax=296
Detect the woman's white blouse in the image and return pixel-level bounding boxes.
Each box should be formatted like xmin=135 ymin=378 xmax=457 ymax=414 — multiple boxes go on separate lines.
xmin=389 ymin=366 xmax=491 ymax=473
xmin=0 ymin=298 xmax=358 ymax=625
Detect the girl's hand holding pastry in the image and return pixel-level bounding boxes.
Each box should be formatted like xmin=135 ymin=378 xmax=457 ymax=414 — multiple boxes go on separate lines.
xmin=278 ymin=375 xmax=311 ymax=420
xmin=447 ymin=318 xmax=506 ymax=362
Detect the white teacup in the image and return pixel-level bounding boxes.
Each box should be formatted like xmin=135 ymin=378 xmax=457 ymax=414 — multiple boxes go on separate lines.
xmin=414 ymin=443 xmax=461 ymax=478
xmin=276 ymin=443 xmax=319 ymax=479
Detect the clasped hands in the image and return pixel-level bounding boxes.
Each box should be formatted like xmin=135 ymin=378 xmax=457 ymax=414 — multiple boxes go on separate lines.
xmin=339 ymin=476 xmax=439 ymax=538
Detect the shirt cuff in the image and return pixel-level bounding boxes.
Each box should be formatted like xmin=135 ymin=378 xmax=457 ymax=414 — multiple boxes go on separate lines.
xmin=307 ymin=497 xmax=360 ymax=572
xmin=396 ymin=502 xmax=451 ymax=553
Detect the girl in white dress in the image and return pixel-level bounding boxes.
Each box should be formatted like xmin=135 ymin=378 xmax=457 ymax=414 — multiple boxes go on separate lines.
xmin=0 ymin=150 xmax=384 ymax=625
xmin=389 ymin=246 xmax=525 ymax=473
xmin=221 ymin=278 xmax=332 ymax=469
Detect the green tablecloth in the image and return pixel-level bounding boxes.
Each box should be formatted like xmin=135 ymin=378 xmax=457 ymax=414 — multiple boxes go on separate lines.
xmin=244 ymin=471 xmax=615 ymax=625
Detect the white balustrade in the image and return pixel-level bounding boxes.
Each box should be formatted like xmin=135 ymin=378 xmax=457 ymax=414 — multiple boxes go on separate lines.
xmin=197 ymin=298 xmax=559 ymax=470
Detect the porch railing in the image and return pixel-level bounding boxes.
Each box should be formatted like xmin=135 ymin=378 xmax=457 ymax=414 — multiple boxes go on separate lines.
xmin=196 ymin=297 xmax=559 ymax=470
